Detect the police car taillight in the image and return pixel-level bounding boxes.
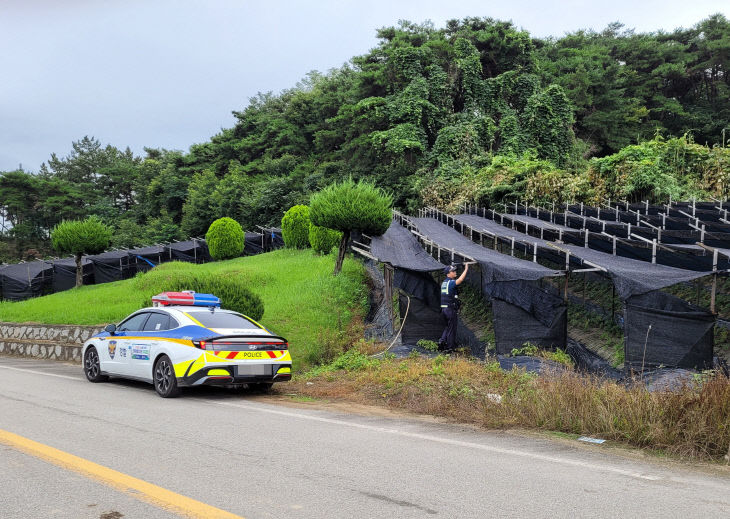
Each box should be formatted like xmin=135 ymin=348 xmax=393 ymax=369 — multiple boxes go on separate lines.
xmin=192 ymin=340 xmax=288 ymax=351
xmin=152 ymin=291 xmax=221 ymax=308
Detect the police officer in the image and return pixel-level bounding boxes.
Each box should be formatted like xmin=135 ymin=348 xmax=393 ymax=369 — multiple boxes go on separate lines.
xmin=438 ymin=263 xmax=469 ymax=351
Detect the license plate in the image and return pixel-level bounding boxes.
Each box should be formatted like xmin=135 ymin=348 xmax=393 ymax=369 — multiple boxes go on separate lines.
xmin=236 ymin=364 xmax=270 ymax=377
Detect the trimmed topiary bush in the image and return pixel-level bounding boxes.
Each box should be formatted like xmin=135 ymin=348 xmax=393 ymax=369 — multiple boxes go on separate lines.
xmin=205 ymin=217 xmax=245 ymax=260
xmin=136 ymin=262 xmax=264 ymax=320
xmin=51 ymin=216 xmax=112 ymax=287
xmin=281 ymin=205 xmax=311 ymax=249
xmin=310 ymin=178 xmax=392 ymax=274
xmin=196 ymin=275 xmax=264 ymax=321
xmin=309 ymin=223 xmax=341 ymax=255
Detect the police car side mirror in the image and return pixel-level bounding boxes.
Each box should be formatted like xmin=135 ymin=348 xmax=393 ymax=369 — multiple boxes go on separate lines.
xmin=105 ymin=324 xmax=117 ymax=336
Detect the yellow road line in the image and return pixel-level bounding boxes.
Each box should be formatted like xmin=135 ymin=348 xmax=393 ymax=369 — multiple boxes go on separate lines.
xmin=0 ymin=429 xmax=243 ymax=519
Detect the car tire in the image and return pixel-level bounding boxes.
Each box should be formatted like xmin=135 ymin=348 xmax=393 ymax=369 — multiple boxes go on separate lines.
xmin=154 ymin=355 xmax=180 ymax=398
xmin=84 ymin=346 xmax=108 ymax=383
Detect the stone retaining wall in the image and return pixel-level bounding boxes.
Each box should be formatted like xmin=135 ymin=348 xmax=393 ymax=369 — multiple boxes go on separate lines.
xmin=0 ymin=322 xmax=103 ymax=363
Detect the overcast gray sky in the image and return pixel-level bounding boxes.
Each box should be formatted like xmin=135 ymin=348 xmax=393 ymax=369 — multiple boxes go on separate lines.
xmin=1 ymin=0 xmax=728 ymax=173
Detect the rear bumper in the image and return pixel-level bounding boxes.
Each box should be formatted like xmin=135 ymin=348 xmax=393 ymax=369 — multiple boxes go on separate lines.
xmin=178 ymin=363 xmax=292 ymax=387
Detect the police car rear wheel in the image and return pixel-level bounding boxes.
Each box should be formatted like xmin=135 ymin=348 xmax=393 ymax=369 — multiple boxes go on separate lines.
xmin=84 ymin=347 xmax=107 ymax=383
xmin=154 ymin=355 xmax=180 ymax=398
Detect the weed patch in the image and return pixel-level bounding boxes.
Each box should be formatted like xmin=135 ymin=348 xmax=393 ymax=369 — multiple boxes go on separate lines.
xmin=417 ymin=339 xmax=439 ymax=352
xmin=510 ymin=343 xmax=574 ymax=368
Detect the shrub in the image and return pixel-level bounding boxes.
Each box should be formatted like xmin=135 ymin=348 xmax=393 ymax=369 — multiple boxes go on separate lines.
xmin=205 ymin=217 xmax=244 ymax=260
xmin=309 ymin=178 xmax=392 ymax=274
xmin=51 ymin=216 xmax=112 ymax=287
xmin=308 ymin=223 xmax=341 ymax=254
xmin=281 ymin=205 xmax=311 ymax=249
xmin=136 ymin=262 xmax=264 ymax=320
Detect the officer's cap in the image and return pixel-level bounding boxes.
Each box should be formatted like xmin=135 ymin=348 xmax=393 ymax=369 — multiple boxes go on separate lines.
xmin=443 ymin=265 xmax=457 ymax=275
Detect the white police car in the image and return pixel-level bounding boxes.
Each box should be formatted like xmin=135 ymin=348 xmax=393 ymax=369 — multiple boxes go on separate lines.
xmin=82 ymin=291 xmax=292 ymax=397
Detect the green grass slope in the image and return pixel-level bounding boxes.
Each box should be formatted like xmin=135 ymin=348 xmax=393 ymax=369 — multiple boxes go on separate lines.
xmin=0 ymin=250 xmax=368 ymax=370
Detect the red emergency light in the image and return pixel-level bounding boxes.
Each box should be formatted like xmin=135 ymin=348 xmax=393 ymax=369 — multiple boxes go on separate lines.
xmin=151 ymin=291 xmax=221 ymax=307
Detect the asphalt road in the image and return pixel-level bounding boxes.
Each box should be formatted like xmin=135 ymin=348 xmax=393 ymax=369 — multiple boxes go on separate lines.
xmin=1 ymin=357 xmax=729 ymax=519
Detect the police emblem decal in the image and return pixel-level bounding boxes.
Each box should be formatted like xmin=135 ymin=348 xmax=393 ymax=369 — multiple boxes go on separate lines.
xmin=108 ymin=340 xmax=117 ymax=360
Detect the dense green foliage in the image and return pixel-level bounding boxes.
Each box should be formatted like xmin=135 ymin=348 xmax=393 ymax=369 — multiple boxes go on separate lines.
xmin=281 ymin=205 xmax=311 ymax=249
xmin=309 ymin=179 xmax=393 ymax=235
xmin=205 ymin=217 xmax=245 ymax=260
xmin=310 ymin=178 xmax=392 ymax=274
xmin=50 ymin=216 xmax=112 ymax=257
xmin=136 ymin=262 xmax=264 ymax=321
xmin=0 ymin=250 xmax=368 ymax=371
xmin=309 ymin=223 xmax=341 ymax=254
xmin=1 ymin=14 xmax=729 ymax=262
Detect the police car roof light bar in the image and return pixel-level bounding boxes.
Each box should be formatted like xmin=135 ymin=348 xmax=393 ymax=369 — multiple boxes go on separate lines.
xmin=151 ymin=291 xmax=221 ymax=308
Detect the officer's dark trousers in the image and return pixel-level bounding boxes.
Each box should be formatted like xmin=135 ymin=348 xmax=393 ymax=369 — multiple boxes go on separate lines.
xmin=440 ymin=307 xmax=457 ymax=350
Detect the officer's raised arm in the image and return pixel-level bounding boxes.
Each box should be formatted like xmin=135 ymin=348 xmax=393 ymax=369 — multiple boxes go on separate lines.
xmin=455 ymin=263 xmax=469 ymax=285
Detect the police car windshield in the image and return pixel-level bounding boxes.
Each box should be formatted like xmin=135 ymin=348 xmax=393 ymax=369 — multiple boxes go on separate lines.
xmin=187 ymin=311 xmax=260 ymax=330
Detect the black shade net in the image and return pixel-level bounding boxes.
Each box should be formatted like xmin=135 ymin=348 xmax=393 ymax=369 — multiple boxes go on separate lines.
xmin=370 ymin=222 xmax=444 ymax=272
xmin=0 ymin=261 xmax=53 ymax=301
xmin=244 ymin=233 xmax=265 ymax=256
xmin=51 ymin=257 xmax=95 ymax=292
xmin=492 ymin=296 xmax=567 ymax=354
xmin=518 ymin=205 xmax=730 ymax=249
xmin=129 ymin=245 xmax=166 ymax=273
xmin=566 ymin=341 xmax=623 ymax=380
xmin=262 ymin=228 xmax=285 ymax=250
xmin=165 ymin=240 xmax=206 ymax=263
xmin=402 ymin=218 xmax=566 ymax=353
xmin=394 ymin=268 xmax=484 ymax=357
xmin=624 ymin=290 xmax=714 ymax=372
xmin=411 ymin=217 xmax=562 ymax=283
xmin=561 ymin=244 xmax=711 ymax=300
xmin=88 ymin=250 xmax=135 ymax=284
xmin=429 ymin=211 xmax=719 ymax=371
xmin=0 ymin=234 xmax=277 ymax=302
xmin=453 ymin=212 xmax=713 ymax=300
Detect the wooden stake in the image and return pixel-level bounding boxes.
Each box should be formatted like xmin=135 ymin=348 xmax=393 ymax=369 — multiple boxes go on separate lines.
xmin=611 ymin=284 xmax=616 ymax=322
xmin=711 ymin=249 xmax=718 ymax=314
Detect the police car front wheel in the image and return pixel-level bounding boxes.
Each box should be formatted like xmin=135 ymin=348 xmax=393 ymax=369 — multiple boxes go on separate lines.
xmin=154 ymin=355 xmax=180 ymax=398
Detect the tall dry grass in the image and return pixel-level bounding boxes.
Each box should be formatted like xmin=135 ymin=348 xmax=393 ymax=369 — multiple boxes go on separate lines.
xmin=500 ymin=371 xmax=730 ymax=459
xmin=293 ymin=354 xmax=730 ymax=460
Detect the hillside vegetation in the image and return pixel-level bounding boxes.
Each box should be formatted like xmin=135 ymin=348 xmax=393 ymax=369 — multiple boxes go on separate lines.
xmin=0 ymin=250 xmax=368 ymax=370
xmin=2 ymin=14 xmax=729 ymax=261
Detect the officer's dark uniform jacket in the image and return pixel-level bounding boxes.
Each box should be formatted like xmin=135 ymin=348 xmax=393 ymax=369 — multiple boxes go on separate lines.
xmin=440 ymin=279 xmax=458 ymax=309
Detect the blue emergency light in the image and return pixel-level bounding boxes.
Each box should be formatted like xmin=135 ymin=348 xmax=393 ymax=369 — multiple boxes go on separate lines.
xmin=151 ymin=291 xmax=221 ymax=308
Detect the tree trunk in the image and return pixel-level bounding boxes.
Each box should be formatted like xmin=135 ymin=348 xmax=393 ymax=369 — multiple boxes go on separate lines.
xmin=334 ymin=230 xmax=350 ymax=276
xmin=75 ymin=253 xmax=83 ymax=288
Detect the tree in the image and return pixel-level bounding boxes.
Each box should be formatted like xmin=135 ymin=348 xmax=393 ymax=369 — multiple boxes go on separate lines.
xmin=0 ymin=171 xmax=41 ymax=235
xmin=309 ymin=179 xmax=392 ymax=275
xmin=51 ymin=216 xmax=112 ymax=287
xmin=181 ymin=169 xmax=219 ymax=237
xmin=205 ymin=217 xmax=244 ymax=260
